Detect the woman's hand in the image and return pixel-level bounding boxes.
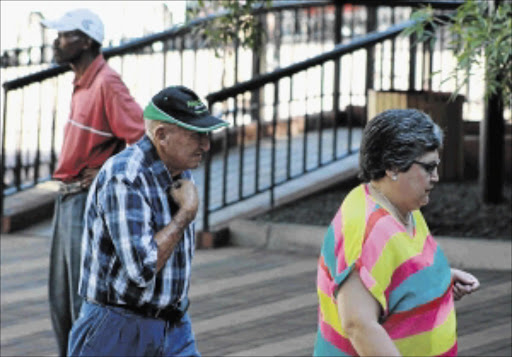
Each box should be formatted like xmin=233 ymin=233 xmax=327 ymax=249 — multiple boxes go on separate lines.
xmin=451 ymin=268 xmax=480 ymax=301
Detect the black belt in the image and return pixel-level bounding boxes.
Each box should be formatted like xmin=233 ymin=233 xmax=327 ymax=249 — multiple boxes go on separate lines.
xmin=90 ymin=298 xmax=189 ymax=324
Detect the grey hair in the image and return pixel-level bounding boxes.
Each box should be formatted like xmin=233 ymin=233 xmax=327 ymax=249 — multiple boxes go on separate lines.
xmin=144 ymin=119 xmax=157 ymax=141
xmin=358 ymin=109 xmax=443 ymax=182
xmin=145 ymin=119 xmax=173 ymax=141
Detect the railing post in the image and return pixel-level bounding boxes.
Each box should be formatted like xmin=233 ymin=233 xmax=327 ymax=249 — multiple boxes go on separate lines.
xmin=251 ymin=14 xmax=265 ymax=124
xmin=238 ymin=96 xmax=246 ymax=198
xmin=34 ymin=84 xmax=42 ymax=186
xmin=50 ymin=78 xmax=58 ymax=175
xmin=1 ymin=89 xmax=8 ymax=221
xmin=234 ymin=37 xmax=240 ymax=85
xmin=286 ymin=77 xmax=292 ymax=180
xmin=302 ymin=80 xmax=309 ymax=173
xmin=423 ymin=21 xmax=434 ymax=91
xmin=221 ymin=108 xmax=229 ymax=207
xmin=333 ymin=2 xmax=342 ymax=159
xmin=318 ymin=63 xmax=325 ymax=166
xmin=271 ymin=81 xmax=279 ymax=208
xmin=408 ymin=32 xmax=417 ymax=91
xmin=14 ymin=90 xmax=24 ymax=192
xmin=275 ymin=10 xmax=282 ymax=69
xmin=362 ymin=5 xmax=377 ymax=134
xmin=203 ymin=100 xmax=213 ymax=233
xmin=390 ymin=7 xmax=396 ymax=90
xmin=365 ymin=5 xmax=377 ymax=95
xmin=179 ymin=36 xmax=185 ymax=85
xmin=163 ymin=40 xmax=168 ymax=88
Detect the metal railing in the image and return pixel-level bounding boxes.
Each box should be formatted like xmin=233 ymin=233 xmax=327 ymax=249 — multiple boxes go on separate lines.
xmin=200 ymin=3 xmax=473 ymax=231
xmin=1 ymin=1 xmax=467 ymax=219
xmin=1 ymin=1 xmax=332 ymax=214
xmin=201 ymin=17 xmax=413 ymax=231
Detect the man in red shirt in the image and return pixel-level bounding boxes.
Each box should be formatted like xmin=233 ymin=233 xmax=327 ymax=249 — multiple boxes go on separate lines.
xmin=41 ymin=9 xmax=145 ymax=356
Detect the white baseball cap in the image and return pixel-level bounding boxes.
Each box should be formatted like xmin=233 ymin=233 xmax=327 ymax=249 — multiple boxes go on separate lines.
xmin=41 ymin=9 xmax=104 ymax=45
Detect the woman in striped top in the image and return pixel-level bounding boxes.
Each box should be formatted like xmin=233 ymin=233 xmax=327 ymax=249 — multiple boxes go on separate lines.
xmin=314 ymin=109 xmax=479 ymax=356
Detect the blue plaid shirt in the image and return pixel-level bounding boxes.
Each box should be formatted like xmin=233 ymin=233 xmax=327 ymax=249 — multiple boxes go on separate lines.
xmin=78 ymin=135 xmax=195 ymax=309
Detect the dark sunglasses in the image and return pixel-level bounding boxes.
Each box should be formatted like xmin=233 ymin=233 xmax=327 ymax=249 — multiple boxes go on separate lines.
xmin=412 ymin=160 xmax=440 ymax=175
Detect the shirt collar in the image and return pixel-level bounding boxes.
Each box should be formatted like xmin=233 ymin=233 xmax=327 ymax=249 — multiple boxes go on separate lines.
xmin=73 ymin=54 xmax=106 ymax=89
xmin=137 ymin=135 xmax=191 ymax=191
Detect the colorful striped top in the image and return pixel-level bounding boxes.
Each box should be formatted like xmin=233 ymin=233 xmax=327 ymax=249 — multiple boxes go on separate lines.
xmin=314 ymin=184 xmax=457 ymax=356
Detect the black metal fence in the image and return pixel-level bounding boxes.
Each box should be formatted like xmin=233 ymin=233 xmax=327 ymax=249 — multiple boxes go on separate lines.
xmin=1 ymin=0 xmax=476 ymax=223
xmin=202 ymin=15 xmax=429 ymax=231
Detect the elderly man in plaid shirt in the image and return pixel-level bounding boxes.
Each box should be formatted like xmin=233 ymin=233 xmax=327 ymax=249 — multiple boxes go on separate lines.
xmin=68 ymin=86 xmax=229 ymax=356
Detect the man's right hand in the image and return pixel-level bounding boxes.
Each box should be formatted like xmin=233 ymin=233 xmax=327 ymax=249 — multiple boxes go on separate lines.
xmin=155 ymin=179 xmax=199 ymax=271
xmin=168 ymin=179 xmax=198 ymax=220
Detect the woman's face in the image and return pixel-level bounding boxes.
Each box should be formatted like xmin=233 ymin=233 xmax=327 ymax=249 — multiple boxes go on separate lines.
xmin=396 ymin=150 xmax=440 ymax=211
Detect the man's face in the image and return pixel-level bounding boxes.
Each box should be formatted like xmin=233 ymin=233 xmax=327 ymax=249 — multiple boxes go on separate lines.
xmin=157 ymin=124 xmax=211 ymax=176
xmin=52 ymin=30 xmax=89 ymax=64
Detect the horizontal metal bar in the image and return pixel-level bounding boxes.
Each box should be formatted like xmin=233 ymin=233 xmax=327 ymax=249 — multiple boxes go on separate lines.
xmin=207 ymin=19 xmax=415 ymax=103
xmin=2 ymin=1 xmax=334 ymax=91
xmin=353 ymin=0 xmax=463 ymax=8
xmin=2 ymin=1 xmax=461 ymax=92
xmin=207 ymin=11 xmax=455 ymax=104
xmin=3 ymin=175 xmax=52 ymax=196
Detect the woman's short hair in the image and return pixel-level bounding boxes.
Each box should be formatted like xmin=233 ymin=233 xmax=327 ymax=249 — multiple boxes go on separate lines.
xmin=358 ymin=109 xmax=443 ymax=182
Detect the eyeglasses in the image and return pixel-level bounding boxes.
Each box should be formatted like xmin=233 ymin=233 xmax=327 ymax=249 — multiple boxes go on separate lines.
xmin=412 ymin=160 xmax=440 ymax=175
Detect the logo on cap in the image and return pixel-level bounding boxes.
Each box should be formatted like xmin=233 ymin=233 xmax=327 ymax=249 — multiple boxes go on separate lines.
xmin=187 ymin=100 xmax=208 ymax=114
xmin=82 ymin=19 xmax=92 ymax=30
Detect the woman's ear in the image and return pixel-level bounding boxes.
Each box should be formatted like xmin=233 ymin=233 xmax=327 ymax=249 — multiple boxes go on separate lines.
xmin=385 ymin=169 xmax=398 ymax=181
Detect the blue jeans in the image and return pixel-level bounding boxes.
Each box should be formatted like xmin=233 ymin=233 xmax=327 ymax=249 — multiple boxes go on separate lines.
xmin=68 ymin=301 xmax=200 ymax=357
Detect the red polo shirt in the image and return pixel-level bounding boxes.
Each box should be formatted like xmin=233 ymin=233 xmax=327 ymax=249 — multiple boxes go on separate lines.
xmin=53 ymin=55 xmax=144 ymax=182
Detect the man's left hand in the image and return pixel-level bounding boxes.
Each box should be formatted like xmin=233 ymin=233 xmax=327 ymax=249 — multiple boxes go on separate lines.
xmin=79 ymin=168 xmax=100 ymax=189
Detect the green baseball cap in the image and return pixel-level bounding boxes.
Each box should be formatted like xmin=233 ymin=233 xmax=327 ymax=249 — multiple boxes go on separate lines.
xmin=143 ymin=86 xmax=229 ymax=132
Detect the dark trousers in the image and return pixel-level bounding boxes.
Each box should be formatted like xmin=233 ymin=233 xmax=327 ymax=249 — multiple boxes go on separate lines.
xmin=48 ymin=191 xmax=88 ymax=357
